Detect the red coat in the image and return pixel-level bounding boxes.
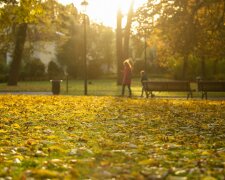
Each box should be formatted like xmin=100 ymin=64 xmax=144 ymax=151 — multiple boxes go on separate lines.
xmin=122 ymin=66 xmax=132 ymax=85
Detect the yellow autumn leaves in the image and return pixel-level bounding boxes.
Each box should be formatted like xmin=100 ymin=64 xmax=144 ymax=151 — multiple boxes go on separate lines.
xmin=0 ymin=95 xmax=225 ymax=179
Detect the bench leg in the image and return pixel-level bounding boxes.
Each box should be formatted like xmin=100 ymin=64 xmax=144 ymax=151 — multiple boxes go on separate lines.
xmin=187 ymin=91 xmax=193 ymax=99
xmin=145 ymin=91 xmax=154 ymax=98
xmin=145 ymin=91 xmax=149 ymax=98
xmin=202 ymin=92 xmax=207 ymax=100
xmin=150 ymin=92 xmax=154 ymax=98
xmin=187 ymin=91 xmax=192 ymax=99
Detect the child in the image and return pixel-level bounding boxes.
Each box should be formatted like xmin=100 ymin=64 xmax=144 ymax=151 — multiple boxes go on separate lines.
xmin=140 ymin=70 xmax=148 ymax=97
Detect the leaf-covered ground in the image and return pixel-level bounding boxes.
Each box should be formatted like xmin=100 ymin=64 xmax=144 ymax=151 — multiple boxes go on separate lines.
xmin=0 ymin=95 xmax=225 ymax=179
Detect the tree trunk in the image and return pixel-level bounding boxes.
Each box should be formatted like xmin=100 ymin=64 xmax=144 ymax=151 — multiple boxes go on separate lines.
xmin=182 ymin=54 xmax=188 ymax=80
xmin=213 ymin=59 xmax=218 ymax=76
xmin=200 ymin=56 xmax=206 ymax=79
xmin=116 ymin=9 xmax=123 ymax=85
xmin=8 ymin=23 xmax=27 ymax=86
xmin=123 ymin=0 xmax=134 ymax=60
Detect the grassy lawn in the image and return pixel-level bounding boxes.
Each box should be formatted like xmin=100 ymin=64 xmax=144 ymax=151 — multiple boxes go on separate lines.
xmin=1 ymin=78 xmax=225 ymax=99
xmin=0 ymin=79 xmax=140 ymax=96
xmin=0 ymin=95 xmax=225 ymax=179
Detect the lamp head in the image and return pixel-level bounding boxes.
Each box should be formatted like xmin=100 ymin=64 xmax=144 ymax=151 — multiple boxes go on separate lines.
xmin=81 ymin=0 xmax=88 ymax=7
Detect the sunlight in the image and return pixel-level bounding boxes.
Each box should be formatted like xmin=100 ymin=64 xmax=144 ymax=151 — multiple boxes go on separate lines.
xmin=59 ymin=0 xmax=147 ymax=28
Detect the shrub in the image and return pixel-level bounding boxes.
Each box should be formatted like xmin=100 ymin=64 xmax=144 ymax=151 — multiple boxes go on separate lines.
xmin=0 ymin=74 xmax=8 ymax=83
xmin=47 ymin=61 xmax=64 ymax=80
xmin=21 ymin=58 xmax=45 ymax=80
xmin=88 ymin=61 xmax=103 ymax=79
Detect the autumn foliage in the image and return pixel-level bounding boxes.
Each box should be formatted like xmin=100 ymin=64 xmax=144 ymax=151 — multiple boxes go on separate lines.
xmin=0 ymin=95 xmax=225 ymax=179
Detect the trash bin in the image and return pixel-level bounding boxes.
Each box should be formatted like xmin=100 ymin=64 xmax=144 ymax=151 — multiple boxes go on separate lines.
xmin=50 ymin=80 xmax=62 ymax=95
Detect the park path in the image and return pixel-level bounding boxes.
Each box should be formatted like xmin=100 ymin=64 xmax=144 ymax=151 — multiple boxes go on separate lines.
xmin=0 ymin=92 xmax=52 ymax=95
xmin=0 ymin=91 xmax=224 ymax=100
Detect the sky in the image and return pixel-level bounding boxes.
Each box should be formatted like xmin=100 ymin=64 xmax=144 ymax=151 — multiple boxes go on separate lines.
xmin=58 ymin=0 xmax=147 ymax=28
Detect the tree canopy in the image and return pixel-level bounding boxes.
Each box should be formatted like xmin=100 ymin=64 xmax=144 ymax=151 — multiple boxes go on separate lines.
xmin=133 ymin=0 xmax=225 ymax=79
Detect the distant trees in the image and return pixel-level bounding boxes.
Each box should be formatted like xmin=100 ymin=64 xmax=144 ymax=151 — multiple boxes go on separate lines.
xmin=55 ymin=3 xmax=82 ymax=78
xmin=134 ymin=0 xmax=225 ymax=80
xmin=57 ymin=16 xmax=115 ymax=79
xmin=0 ymin=0 xmax=117 ymax=83
xmin=88 ymin=23 xmax=115 ymax=75
xmin=3 ymin=0 xmax=223 ymax=83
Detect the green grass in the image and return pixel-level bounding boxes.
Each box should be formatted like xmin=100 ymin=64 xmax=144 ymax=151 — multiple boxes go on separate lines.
xmin=0 ymin=78 xmax=142 ymax=96
xmin=0 ymin=78 xmax=225 ymax=98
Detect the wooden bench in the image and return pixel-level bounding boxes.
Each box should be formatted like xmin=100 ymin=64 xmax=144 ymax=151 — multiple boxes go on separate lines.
xmin=198 ymin=81 xmax=225 ymax=99
xmin=142 ymin=81 xmax=193 ymax=99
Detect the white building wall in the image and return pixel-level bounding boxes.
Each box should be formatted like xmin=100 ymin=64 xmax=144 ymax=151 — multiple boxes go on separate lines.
xmin=6 ymin=41 xmax=57 ymax=70
xmin=32 ymin=41 xmax=57 ymax=68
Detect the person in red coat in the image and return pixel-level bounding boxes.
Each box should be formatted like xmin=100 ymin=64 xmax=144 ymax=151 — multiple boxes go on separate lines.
xmin=122 ymin=59 xmax=133 ymax=97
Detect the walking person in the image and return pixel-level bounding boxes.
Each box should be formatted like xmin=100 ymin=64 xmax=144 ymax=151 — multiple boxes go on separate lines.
xmin=121 ymin=58 xmax=133 ymax=97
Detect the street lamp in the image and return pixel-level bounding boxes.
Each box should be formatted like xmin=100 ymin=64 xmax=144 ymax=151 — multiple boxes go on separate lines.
xmin=143 ymin=23 xmax=148 ymax=72
xmin=81 ymin=0 xmax=88 ymax=95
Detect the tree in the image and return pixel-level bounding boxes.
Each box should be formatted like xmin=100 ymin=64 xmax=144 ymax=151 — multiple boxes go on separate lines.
xmin=101 ymin=27 xmax=115 ymax=73
xmin=116 ymin=0 xmax=134 ymax=85
xmin=133 ymin=0 xmax=225 ymax=80
xmin=0 ymin=0 xmax=45 ymax=85
xmin=194 ymin=0 xmax=225 ymax=79
xmin=88 ymin=23 xmax=115 ymax=74
xmin=157 ymin=0 xmax=201 ymax=79
xmin=1 ymin=0 xmax=76 ymax=85
xmin=56 ymin=6 xmax=115 ymax=79
xmin=123 ymin=0 xmax=134 ymax=59
xmin=56 ymin=4 xmax=82 ymax=78
xmin=8 ymin=23 xmax=28 ymax=85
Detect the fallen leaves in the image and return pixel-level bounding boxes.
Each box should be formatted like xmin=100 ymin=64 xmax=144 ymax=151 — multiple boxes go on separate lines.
xmin=0 ymin=95 xmax=225 ymax=179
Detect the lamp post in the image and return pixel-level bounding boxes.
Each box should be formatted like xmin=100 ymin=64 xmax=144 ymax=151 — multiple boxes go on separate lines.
xmin=143 ymin=24 xmax=148 ymax=72
xmin=81 ymin=0 xmax=88 ymax=95
xmin=144 ymin=28 xmax=147 ymax=71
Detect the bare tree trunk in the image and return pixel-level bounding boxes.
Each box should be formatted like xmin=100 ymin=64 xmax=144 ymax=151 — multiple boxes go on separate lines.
xmin=8 ymin=23 xmax=27 ymax=86
xmin=116 ymin=9 xmax=123 ymax=85
xmin=123 ymin=0 xmax=134 ymax=59
xmin=116 ymin=1 xmax=134 ymax=85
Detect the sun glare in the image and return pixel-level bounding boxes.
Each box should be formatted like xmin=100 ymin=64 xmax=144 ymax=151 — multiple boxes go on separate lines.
xmin=59 ymin=0 xmax=147 ymax=28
